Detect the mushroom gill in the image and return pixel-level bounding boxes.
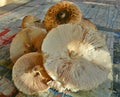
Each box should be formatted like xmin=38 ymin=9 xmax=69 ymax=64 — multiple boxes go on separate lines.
xmin=12 ymin=52 xmax=52 ymax=95
xmin=10 ymin=27 xmax=47 ymax=63
xmin=43 ymin=1 xmax=82 ymax=31
xmin=42 ymin=24 xmax=112 ymax=92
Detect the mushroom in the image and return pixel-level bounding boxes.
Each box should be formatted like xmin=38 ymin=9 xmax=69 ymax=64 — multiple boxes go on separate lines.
xmin=80 ymin=18 xmax=97 ymax=31
xmin=42 ymin=24 xmax=112 ymax=92
xmin=10 ymin=27 xmax=46 ymax=63
xmin=43 ymin=1 xmax=82 ymax=31
xmin=21 ymin=15 xmax=43 ymax=29
xmin=12 ymin=52 xmax=52 ymax=95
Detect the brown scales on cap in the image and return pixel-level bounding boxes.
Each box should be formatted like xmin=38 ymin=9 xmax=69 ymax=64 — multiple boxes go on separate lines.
xmin=43 ymin=1 xmax=82 ymax=31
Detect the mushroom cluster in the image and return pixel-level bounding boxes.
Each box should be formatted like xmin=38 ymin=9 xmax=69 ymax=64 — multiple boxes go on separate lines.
xmin=10 ymin=1 xmax=112 ymax=96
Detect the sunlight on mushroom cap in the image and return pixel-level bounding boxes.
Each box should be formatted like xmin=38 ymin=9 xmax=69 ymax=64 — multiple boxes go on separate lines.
xmin=42 ymin=24 xmax=112 ymax=92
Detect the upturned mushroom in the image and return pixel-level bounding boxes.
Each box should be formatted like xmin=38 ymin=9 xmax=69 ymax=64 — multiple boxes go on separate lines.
xmin=12 ymin=52 xmax=52 ymax=95
xmin=21 ymin=15 xmax=43 ymax=29
xmin=10 ymin=27 xmax=46 ymax=63
xmin=43 ymin=1 xmax=82 ymax=31
xmin=42 ymin=24 xmax=112 ymax=92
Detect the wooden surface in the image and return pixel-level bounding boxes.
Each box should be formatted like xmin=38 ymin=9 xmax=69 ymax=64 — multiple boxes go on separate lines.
xmin=0 ymin=0 xmax=120 ymax=97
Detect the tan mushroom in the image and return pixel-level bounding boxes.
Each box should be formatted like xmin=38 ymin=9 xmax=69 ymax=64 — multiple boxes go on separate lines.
xmin=43 ymin=1 xmax=82 ymax=31
xmin=21 ymin=15 xmax=43 ymax=29
xmin=42 ymin=24 xmax=112 ymax=92
xmin=81 ymin=18 xmax=106 ymax=39
xmin=80 ymin=18 xmax=97 ymax=31
xmin=10 ymin=27 xmax=46 ymax=63
xmin=12 ymin=52 xmax=52 ymax=95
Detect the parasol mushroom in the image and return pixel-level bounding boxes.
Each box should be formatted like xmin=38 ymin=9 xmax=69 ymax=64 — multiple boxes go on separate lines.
xmin=12 ymin=52 xmax=52 ymax=95
xmin=10 ymin=27 xmax=46 ymax=63
xmin=42 ymin=24 xmax=112 ymax=92
xmin=21 ymin=15 xmax=43 ymax=29
xmin=43 ymin=1 xmax=82 ymax=31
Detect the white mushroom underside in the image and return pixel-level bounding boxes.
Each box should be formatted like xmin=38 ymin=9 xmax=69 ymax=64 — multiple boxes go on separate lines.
xmin=42 ymin=24 xmax=112 ymax=91
xmin=13 ymin=72 xmax=47 ymax=94
xmin=12 ymin=53 xmax=48 ymax=94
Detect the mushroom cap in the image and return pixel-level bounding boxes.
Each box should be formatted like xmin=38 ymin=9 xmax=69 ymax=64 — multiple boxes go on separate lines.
xmin=43 ymin=1 xmax=82 ymax=31
xmin=10 ymin=27 xmax=46 ymax=63
xmin=80 ymin=18 xmax=97 ymax=31
xmin=21 ymin=15 xmax=42 ymax=28
xmin=12 ymin=52 xmax=52 ymax=95
xmin=42 ymin=24 xmax=112 ymax=92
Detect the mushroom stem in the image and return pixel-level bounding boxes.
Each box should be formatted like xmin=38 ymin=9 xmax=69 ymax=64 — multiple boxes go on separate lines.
xmin=32 ymin=65 xmax=46 ymax=80
xmin=68 ymin=50 xmax=78 ymax=59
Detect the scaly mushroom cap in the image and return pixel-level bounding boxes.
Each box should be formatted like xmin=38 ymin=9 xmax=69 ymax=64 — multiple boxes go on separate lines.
xmin=42 ymin=24 xmax=112 ymax=92
xmin=21 ymin=15 xmax=42 ymax=28
xmin=12 ymin=52 xmax=52 ymax=95
xmin=10 ymin=27 xmax=46 ymax=63
xmin=43 ymin=1 xmax=82 ymax=31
